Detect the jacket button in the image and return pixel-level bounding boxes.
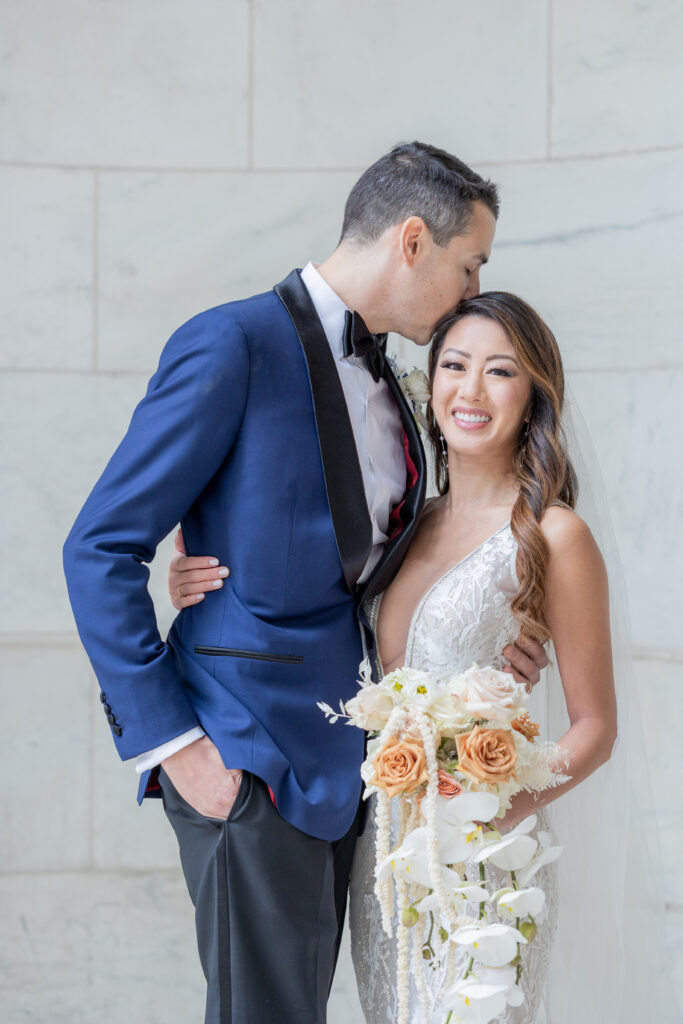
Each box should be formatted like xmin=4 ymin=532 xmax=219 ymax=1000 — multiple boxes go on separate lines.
xmin=100 ymin=693 xmax=107 ymax=703
xmin=103 ymin=704 xmax=111 ymax=714
xmin=107 ymin=713 xmax=115 ymax=725
xmin=112 ymin=725 xmax=123 ymax=737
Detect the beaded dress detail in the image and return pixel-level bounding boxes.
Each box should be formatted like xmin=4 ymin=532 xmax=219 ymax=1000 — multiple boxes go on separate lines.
xmin=349 ymin=522 xmax=559 ymax=1024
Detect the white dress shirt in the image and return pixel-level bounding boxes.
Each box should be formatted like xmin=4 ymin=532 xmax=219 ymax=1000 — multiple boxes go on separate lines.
xmin=135 ymin=262 xmax=406 ymax=774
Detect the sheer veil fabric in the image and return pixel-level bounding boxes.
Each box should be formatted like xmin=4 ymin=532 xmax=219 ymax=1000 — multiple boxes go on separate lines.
xmin=530 ymin=390 xmax=680 ymax=1023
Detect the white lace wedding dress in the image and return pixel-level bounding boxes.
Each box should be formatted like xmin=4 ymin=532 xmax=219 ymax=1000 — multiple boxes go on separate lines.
xmin=349 ymin=522 xmax=560 ymax=1024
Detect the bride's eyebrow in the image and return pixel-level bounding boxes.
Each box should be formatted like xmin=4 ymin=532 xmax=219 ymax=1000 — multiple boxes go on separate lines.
xmin=441 ymin=347 xmax=520 ymax=366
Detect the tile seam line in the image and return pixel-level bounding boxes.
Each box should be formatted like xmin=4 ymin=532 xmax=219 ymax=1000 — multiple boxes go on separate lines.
xmin=1 ymin=142 xmax=683 ymax=174
xmin=1 ymin=633 xmax=682 ymax=664
xmin=0 ymin=867 xmax=186 ymax=878
xmin=3 ymin=363 xmax=683 ymax=377
xmin=546 ymin=0 xmax=553 ymax=159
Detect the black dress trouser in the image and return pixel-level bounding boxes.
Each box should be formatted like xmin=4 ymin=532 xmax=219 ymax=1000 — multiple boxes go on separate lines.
xmin=158 ymin=766 xmax=364 ymax=1024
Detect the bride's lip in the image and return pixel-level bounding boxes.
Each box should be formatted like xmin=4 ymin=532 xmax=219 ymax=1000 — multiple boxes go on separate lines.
xmin=451 ymin=406 xmax=492 ymax=430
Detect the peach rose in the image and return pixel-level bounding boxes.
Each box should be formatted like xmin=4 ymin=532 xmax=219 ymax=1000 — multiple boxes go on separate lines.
xmin=455 ymin=725 xmax=517 ymax=784
xmin=437 ymin=770 xmax=463 ymax=799
xmin=370 ymin=735 xmax=429 ymax=798
xmin=511 ymin=711 xmax=540 ymax=743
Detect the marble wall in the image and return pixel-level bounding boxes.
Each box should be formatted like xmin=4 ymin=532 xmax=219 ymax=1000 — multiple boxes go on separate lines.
xmin=1 ymin=1 xmax=681 ymax=1019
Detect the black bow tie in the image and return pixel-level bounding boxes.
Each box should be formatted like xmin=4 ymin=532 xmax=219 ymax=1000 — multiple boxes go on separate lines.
xmin=342 ymin=310 xmax=387 ymax=383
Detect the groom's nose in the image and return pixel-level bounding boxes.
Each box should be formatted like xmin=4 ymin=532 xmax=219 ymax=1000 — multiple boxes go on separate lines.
xmin=463 ymin=268 xmax=481 ymax=300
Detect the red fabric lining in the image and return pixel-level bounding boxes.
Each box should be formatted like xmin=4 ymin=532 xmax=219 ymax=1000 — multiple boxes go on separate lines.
xmin=145 ymin=765 xmax=277 ymax=807
xmin=388 ymin=426 xmax=419 ymax=540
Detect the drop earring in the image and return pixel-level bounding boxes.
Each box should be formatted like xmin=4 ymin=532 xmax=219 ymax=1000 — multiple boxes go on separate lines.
xmin=439 ymin=433 xmax=448 ymax=474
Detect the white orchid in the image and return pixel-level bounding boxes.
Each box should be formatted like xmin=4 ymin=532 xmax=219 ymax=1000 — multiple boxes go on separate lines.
xmin=515 ymin=829 xmax=564 ymax=887
xmin=375 ymin=830 xmax=462 ymax=889
xmin=465 ymin=965 xmax=525 ymax=1007
xmin=432 ymin=791 xmax=502 ymax=828
xmin=474 ymin=815 xmax=539 ymax=871
xmin=442 ymin=979 xmax=510 ymax=1023
xmin=451 ymin=921 xmax=528 ymax=968
xmin=496 ymin=885 xmax=545 ymax=921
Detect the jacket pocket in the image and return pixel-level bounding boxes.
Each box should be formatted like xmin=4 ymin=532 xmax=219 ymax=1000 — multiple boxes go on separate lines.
xmin=194 ymin=645 xmax=303 ymax=664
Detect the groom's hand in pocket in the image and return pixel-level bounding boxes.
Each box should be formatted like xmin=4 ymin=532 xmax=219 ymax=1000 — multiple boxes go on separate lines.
xmin=502 ymin=634 xmax=549 ymax=692
xmin=161 ymin=735 xmax=242 ymax=820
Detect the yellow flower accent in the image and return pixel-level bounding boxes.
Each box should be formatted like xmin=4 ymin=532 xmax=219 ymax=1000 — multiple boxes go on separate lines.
xmin=416 ymin=685 xmax=427 ymax=694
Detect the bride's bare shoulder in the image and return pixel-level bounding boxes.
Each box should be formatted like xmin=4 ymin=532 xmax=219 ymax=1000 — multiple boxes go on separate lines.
xmin=539 ymin=505 xmax=603 ymax=566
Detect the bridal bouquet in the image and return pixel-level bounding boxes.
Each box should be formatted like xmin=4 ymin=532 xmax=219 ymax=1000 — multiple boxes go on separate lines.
xmin=319 ymin=661 xmax=571 ymax=1024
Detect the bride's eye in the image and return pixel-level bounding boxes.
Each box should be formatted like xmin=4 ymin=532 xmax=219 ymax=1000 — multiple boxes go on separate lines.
xmin=440 ymin=360 xmax=466 ymax=372
xmin=488 ymin=367 xmax=514 ymax=377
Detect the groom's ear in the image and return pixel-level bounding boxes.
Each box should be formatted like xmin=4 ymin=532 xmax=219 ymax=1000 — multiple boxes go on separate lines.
xmin=398 ymin=216 xmax=431 ymax=266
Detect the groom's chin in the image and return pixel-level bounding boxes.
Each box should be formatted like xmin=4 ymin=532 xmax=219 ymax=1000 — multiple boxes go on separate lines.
xmin=399 ymin=326 xmax=433 ymax=347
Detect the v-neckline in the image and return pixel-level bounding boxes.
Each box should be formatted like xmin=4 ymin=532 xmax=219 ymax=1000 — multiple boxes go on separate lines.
xmin=375 ymin=519 xmax=512 ymax=675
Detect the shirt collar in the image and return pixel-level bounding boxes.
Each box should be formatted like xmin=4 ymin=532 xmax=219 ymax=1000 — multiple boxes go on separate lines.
xmin=300 ymin=261 xmax=349 ymax=360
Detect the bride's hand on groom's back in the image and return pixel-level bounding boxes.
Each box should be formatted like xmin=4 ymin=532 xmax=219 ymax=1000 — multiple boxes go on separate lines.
xmin=168 ymin=528 xmax=230 ymax=610
xmin=501 ymin=634 xmax=549 ymax=692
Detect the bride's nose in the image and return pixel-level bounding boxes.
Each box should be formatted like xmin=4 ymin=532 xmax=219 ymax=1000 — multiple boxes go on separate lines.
xmin=457 ymin=369 xmax=486 ymax=402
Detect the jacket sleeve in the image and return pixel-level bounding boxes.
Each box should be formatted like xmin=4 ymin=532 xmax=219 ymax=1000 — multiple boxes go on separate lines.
xmin=63 ymin=308 xmax=250 ymax=759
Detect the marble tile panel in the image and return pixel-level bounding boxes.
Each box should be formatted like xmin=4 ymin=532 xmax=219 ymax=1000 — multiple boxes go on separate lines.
xmin=479 ymin=149 xmax=683 ymax=371
xmin=252 ymin=0 xmax=548 ymax=168
xmin=552 ymin=0 xmax=683 ymax=156
xmin=0 ymin=167 xmax=94 ymax=370
xmin=0 ymin=1 xmax=248 ymax=168
xmin=91 ymin=680 xmax=184 ymax=871
xmin=633 ymin=658 xmax=683 ymax=906
xmin=0 ymin=870 xmax=204 ymax=1023
xmin=97 ymin=170 xmax=357 ymax=370
xmin=0 ymin=644 xmax=91 ymax=870
xmin=0 ymin=370 xmax=166 ymax=634
xmin=667 ymin=909 xmax=683 ymax=1016
xmin=567 ymin=369 xmax=683 ymax=653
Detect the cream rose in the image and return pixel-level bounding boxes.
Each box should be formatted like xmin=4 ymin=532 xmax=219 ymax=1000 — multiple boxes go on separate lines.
xmin=370 ymin=735 xmax=429 ymax=798
xmin=454 ymin=665 xmax=527 ymax=722
xmin=345 ymin=686 xmax=394 ymax=731
xmin=456 ymin=725 xmax=518 ymax=784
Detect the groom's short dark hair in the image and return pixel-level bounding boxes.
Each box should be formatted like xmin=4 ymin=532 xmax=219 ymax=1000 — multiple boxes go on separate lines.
xmin=340 ymin=141 xmax=499 ymax=247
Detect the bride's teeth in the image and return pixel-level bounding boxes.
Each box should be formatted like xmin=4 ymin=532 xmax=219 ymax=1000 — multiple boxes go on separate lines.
xmin=454 ymin=412 xmax=491 ymax=423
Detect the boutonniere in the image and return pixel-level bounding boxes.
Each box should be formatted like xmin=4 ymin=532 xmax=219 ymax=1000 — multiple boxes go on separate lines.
xmin=387 ymin=354 xmax=431 ymax=432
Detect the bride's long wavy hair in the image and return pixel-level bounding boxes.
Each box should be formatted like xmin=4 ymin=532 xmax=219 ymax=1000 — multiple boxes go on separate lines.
xmin=426 ymin=291 xmax=578 ymax=643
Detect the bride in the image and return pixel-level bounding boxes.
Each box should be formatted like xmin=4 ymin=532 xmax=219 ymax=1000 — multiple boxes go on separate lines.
xmin=349 ymin=291 xmax=616 ymax=1023
xmin=167 ymin=292 xmax=677 ymax=1023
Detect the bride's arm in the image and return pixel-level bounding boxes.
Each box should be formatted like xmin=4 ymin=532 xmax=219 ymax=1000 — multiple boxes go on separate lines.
xmin=494 ymin=506 xmax=618 ymax=830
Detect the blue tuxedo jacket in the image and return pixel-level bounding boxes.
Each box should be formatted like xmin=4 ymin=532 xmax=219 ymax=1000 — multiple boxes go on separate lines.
xmin=63 ymin=270 xmax=426 ymax=841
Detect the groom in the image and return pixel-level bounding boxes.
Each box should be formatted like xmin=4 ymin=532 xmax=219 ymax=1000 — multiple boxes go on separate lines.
xmin=63 ymin=141 xmax=547 ymax=1023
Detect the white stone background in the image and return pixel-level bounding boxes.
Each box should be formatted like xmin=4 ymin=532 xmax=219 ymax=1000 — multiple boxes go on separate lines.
xmin=1 ymin=0 xmax=681 ymax=1020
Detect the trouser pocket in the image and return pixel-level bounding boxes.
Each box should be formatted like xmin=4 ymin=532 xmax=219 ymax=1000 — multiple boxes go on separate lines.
xmin=158 ymin=766 xmax=250 ymax=828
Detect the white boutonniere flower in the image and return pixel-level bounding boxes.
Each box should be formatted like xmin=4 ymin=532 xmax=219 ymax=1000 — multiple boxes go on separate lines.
xmin=387 ymin=355 xmax=431 ymax=432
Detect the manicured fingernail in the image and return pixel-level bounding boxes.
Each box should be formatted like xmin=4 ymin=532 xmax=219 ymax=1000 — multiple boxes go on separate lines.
xmin=212 ymin=579 xmax=223 ymax=588
xmin=218 ymin=567 xmax=229 ymax=577
xmin=194 ymin=593 xmax=205 ymax=602
xmin=209 ymin=558 xmax=219 ymax=566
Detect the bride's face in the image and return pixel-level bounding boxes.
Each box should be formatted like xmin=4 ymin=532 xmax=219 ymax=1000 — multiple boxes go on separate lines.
xmin=431 ymin=316 xmax=533 ymax=460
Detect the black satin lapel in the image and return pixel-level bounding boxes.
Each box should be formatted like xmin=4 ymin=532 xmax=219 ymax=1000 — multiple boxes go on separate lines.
xmin=274 ymin=269 xmax=373 ymax=592
xmin=359 ymin=359 xmax=427 ymax=603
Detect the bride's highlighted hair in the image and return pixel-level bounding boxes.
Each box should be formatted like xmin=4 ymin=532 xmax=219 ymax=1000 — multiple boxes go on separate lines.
xmin=426 ymin=292 xmax=578 ymax=644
